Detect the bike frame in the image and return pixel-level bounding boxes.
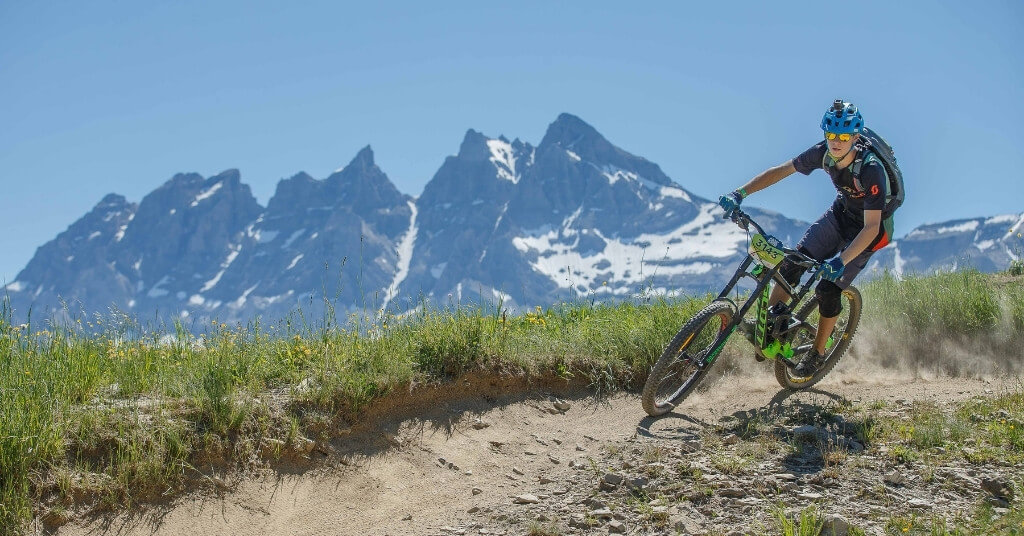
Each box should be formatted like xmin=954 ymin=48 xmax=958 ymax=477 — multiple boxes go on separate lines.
xmin=697 ymin=210 xmax=823 ymax=369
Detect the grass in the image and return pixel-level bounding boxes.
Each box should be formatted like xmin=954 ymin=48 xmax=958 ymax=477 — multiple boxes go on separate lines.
xmin=1 ymin=270 xmax=1023 ymax=533
xmin=863 ymin=269 xmax=1001 ymax=336
xmin=857 ymin=386 xmax=1024 ymax=467
xmin=831 ymin=386 xmax=1024 ymax=535
xmin=525 ymin=520 xmax=563 ymax=536
xmin=747 ymin=385 xmax=1023 ymax=535
xmin=858 ymin=269 xmax=1024 ymax=374
xmin=771 ymin=505 xmax=824 ymax=536
xmin=882 ymin=509 xmax=1024 ymax=535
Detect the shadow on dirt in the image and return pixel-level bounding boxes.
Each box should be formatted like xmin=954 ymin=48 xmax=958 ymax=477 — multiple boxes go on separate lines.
xmin=634 ymin=385 xmax=872 ymax=478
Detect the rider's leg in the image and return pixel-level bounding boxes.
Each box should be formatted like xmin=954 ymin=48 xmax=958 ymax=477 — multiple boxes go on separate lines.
xmin=771 ymin=254 xmax=811 ymax=307
xmin=768 ymin=283 xmax=791 ymax=307
xmin=813 ymin=278 xmax=844 ymax=353
xmin=774 ymin=207 xmax=844 ymax=308
xmin=815 ymin=314 xmax=839 ymax=353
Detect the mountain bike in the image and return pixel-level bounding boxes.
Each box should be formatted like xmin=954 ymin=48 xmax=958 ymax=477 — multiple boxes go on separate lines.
xmin=641 ymin=209 xmax=862 ymax=417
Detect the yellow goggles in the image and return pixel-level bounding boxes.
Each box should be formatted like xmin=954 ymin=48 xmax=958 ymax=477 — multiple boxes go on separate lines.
xmin=825 ymin=132 xmax=853 ymax=142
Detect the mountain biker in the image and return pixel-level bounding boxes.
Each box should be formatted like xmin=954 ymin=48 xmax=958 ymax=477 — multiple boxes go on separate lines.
xmin=718 ymin=100 xmax=898 ymax=377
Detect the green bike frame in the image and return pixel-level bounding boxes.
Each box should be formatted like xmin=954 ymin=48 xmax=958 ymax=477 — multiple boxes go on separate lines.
xmin=695 ymin=216 xmax=825 ymax=371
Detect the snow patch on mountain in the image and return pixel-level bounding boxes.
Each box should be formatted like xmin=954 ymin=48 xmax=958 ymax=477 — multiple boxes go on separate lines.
xmin=231 ymin=283 xmax=259 ymax=309
xmin=282 ymin=229 xmax=305 ymax=249
xmin=599 ymin=165 xmax=638 ymax=186
xmin=1003 ymin=214 xmax=1024 ymax=240
xmin=984 ymin=214 xmax=1017 ymax=225
xmin=147 ymin=276 xmax=171 ymax=298
xmin=382 ymin=200 xmax=418 ymax=311
xmin=658 ymin=185 xmax=691 ymax=202
xmin=512 ymin=204 xmax=744 ymax=292
xmin=201 ymin=244 xmax=241 ymax=292
xmin=487 ymin=139 xmax=519 ymax=184
xmin=191 ymin=182 xmax=223 ymax=207
xmin=936 ymin=221 xmax=979 ymax=234
xmin=254 ymin=230 xmax=279 ymax=244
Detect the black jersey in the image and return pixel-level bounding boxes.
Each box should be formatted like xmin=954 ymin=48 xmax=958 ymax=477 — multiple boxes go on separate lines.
xmin=793 ymin=141 xmax=887 ymax=222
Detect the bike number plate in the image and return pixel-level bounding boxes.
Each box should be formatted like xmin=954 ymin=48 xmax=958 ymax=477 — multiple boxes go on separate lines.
xmin=749 ymin=234 xmax=784 ymax=268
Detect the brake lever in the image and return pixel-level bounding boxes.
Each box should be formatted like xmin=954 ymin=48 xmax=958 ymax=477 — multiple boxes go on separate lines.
xmin=729 ymin=211 xmax=749 ymax=230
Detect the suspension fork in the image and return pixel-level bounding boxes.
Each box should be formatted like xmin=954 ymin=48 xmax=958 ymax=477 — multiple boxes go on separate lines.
xmin=714 ymin=255 xmax=779 ymax=324
xmin=699 ymin=256 xmax=774 ymax=368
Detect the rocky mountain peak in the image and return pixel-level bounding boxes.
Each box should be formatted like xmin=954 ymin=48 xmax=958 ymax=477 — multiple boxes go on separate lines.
xmin=327 ymin=146 xmax=386 ymax=186
xmin=267 ymin=172 xmax=317 ymax=213
xmin=347 ymin=145 xmax=376 ymax=172
xmin=539 ymin=113 xmax=605 ymax=150
xmin=319 ymin=147 xmax=409 ymax=228
xmin=213 ymin=168 xmax=241 ymax=183
xmin=97 ymin=193 xmax=130 ymax=208
xmin=456 ymin=129 xmax=493 ymax=162
xmin=162 ymin=172 xmax=205 ymax=191
xmin=536 ymin=113 xmax=673 ymax=188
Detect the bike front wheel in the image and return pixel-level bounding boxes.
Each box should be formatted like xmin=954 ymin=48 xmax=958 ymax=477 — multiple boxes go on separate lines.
xmin=775 ymin=286 xmax=862 ymax=390
xmin=642 ymin=299 xmax=736 ymax=416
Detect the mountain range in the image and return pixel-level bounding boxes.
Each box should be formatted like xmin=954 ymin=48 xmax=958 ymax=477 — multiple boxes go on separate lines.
xmin=4 ymin=114 xmax=1022 ymax=326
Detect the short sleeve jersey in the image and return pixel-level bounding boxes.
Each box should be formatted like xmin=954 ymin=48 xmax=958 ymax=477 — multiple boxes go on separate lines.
xmin=793 ymin=141 xmax=888 ymax=219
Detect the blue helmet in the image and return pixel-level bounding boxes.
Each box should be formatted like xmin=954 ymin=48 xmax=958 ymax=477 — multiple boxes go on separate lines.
xmin=820 ymin=99 xmax=864 ymax=134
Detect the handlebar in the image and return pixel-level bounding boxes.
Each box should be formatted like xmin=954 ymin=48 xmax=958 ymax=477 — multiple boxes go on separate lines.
xmin=728 ymin=209 xmax=819 ymax=268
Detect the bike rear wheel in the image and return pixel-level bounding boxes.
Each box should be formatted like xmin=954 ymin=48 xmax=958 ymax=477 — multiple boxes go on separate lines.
xmin=642 ymin=300 xmax=735 ymax=416
xmin=774 ymin=286 xmax=862 ymax=390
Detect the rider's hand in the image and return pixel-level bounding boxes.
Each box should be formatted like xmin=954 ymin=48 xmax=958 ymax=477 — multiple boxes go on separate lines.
xmin=820 ymin=256 xmax=846 ymax=282
xmin=718 ymin=190 xmax=745 ymax=217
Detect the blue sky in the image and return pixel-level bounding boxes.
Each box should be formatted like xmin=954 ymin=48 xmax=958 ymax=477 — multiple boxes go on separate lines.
xmin=2 ymin=1 xmax=1022 ymax=284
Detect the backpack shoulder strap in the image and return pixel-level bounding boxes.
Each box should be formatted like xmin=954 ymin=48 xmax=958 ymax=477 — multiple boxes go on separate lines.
xmin=856 ymin=150 xmax=885 ymax=178
xmin=856 ymin=150 xmax=896 ymax=200
xmin=849 ymin=146 xmax=872 ymax=192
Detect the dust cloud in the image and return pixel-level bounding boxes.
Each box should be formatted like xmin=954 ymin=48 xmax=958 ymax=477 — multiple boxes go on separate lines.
xmin=697 ymin=315 xmax=1022 ymax=391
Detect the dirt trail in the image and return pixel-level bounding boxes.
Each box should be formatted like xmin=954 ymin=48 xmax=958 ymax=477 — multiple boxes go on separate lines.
xmin=55 ymin=364 xmax=1015 ymax=536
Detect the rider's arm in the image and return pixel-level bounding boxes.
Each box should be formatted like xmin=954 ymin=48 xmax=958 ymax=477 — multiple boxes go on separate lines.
xmin=737 ymin=142 xmax=823 ymax=197
xmin=839 ymin=160 xmax=887 ymax=263
xmin=840 ymin=209 xmax=882 ymax=264
xmin=738 ymin=160 xmax=797 ymax=196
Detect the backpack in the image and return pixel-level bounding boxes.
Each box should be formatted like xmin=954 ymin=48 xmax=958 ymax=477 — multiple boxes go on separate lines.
xmin=850 ymin=127 xmax=905 ymax=216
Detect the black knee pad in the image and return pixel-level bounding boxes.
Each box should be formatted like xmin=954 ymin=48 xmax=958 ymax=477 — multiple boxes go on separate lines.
xmin=815 ymin=280 xmax=844 ymax=318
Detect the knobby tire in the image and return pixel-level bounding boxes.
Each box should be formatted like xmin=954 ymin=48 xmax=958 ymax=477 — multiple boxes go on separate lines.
xmin=774 ymin=286 xmax=862 ymax=390
xmin=641 ymin=300 xmax=735 ymax=416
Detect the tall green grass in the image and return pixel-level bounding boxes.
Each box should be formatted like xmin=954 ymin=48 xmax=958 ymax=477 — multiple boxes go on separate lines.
xmin=863 ymin=270 xmax=1001 ymax=336
xmin=859 ymin=269 xmax=1024 ymax=374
